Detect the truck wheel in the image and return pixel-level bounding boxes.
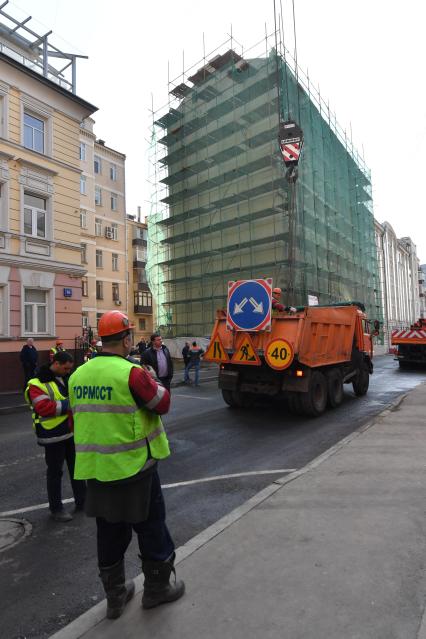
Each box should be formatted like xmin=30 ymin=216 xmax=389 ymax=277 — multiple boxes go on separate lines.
xmin=398 ymin=360 xmax=409 ymax=369
xmin=300 ymin=371 xmax=327 ymax=417
xmin=326 ymin=369 xmax=343 ymax=408
xmin=222 ymin=390 xmax=239 ymax=408
xmin=287 ymin=392 xmax=304 ymax=415
xmin=352 ymin=365 xmax=369 ymax=396
xmin=221 ymin=390 xmax=254 ymax=408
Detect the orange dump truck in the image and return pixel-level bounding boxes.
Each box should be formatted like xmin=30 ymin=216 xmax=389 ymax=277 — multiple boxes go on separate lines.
xmin=204 ymin=302 xmax=374 ymax=416
xmin=391 ymin=318 xmax=426 ymax=368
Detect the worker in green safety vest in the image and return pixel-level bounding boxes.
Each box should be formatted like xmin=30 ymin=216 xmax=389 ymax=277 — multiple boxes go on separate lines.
xmin=68 ymin=310 xmax=185 ymax=620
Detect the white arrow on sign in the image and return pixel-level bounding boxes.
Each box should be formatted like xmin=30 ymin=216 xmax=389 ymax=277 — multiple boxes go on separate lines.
xmin=249 ymin=297 xmax=263 ymax=314
xmin=234 ymin=297 xmax=248 ymax=314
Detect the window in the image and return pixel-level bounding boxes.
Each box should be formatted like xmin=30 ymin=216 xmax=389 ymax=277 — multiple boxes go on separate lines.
xmin=94 ymin=155 xmax=102 ymax=174
xmin=111 ymin=223 xmax=118 ymax=240
xmin=82 ymin=277 xmax=88 ymax=297
xmin=80 ymin=175 xmax=86 ymax=195
xmin=135 ymin=246 xmax=147 ymax=262
xmin=79 ymin=142 xmax=86 ymax=161
xmin=24 ymin=288 xmax=47 ymax=333
xmin=80 ymin=209 xmax=87 ymax=229
xmin=112 ymin=282 xmax=120 ymax=301
xmin=24 ymin=193 xmax=46 ymax=238
xmin=134 ymin=291 xmax=152 ymax=307
xmin=82 ymin=312 xmax=89 ymax=329
xmin=24 ymin=112 xmax=44 ymax=153
xmin=96 ymin=281 xmax=103 ymax=300
xmin=95 ymin=186 xmax=102 ymax=206
xmin=110 ymin=164 xmax=117 ymax=181
xmin=96 ymin=249 xmax=103 ymax=268
xmin=112 ymin=253 xmax=118 ymax=271
xmin=135 ymin=227 xmax=148 ymax=241
xmin=81 ymin=243 xmax=87 ymax=264
xmin=138 ymin=318 xmax=146 ymax=331
xmin=111 ymin=193 xmax=118 ymax=211
xmin=95 ymin=217 xmax=102 ymax=236
xmin=96 ymin=312 xmax=103 ymax=327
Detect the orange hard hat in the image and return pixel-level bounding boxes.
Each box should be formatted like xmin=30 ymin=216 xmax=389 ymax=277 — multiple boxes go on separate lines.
xmin=98 ymin=310 xmax=135 ymax=338
xmin=272 ymin=287 xmax=282 ymax=294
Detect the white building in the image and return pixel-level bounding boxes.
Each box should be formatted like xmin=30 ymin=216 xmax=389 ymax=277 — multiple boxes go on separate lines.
xmin=375 ymin=220 xmax=421 ymax=346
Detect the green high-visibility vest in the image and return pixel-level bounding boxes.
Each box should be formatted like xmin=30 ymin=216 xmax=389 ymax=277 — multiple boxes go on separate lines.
xmin=24 ymin=378 xmax=71 ymax=444
xmin=69 ymin=355 xmax=170 ymax=481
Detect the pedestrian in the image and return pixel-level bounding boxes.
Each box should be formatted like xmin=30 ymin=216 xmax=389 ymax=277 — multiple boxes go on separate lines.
xmin=184 ymin=341 xmax=205 ymax=386
xmin=24 ymin=351 xmax=86 ymax=522
xmin=182 ymin=341 xmax=190 ymax=368
xmin=142 ymin=333 xmax=174 ymax=392
xmin=20 ymin=338 xmax=38 ymax=389
xmin=137 ymin=339 xmax=147 ymax=355
xmin=271 ymin=287 xmax=296 ymax=313
xmin=50 ymin=339 xmax=66 ymax=362
xmin=68 ymin=310 xmax=184 ymax=619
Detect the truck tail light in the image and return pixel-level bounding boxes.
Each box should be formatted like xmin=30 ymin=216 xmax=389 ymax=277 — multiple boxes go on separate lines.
xmin=296 ymin=370 xmax=304 ymax=377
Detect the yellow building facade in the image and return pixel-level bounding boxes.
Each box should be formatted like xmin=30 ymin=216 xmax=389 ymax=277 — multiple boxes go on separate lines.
xmin=127 ymin=215 xmax=153 ymax=343
xmin=79 ymin=124 xmax=127 ymax=334
xmin=0 ymin=35 xmax=96 ymax=389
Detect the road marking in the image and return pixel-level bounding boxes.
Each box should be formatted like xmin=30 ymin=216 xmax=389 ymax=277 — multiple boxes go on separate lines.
xmin=162 ymin=469 xmax=297 ymax=489
xmin=0 ymin=469 xmax=296 ymax=517
xmin=173 ymin=393 xmax=214 ymax=400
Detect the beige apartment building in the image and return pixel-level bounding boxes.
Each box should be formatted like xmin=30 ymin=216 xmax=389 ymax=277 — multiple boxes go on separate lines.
xmin=79 ymin=123 xmax=127 ymax=332
xmin=127 ymin=214 xmax=153 ymax=342
xmin=0 ymin=15 xmax=97 ymax=390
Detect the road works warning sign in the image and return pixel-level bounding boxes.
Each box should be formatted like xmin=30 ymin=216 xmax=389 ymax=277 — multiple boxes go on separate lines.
xmin=230 ymin=333 xmax=261 ymax=366
xmin=203 ymin=332 xmax=229 ymax=363
xmin=265 ymin=338 xmax=294 ymax=370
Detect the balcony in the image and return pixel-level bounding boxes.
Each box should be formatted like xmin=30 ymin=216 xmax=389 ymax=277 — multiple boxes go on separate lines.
xmin=133 ymin=258 xmax=146 ymax=268
xmin=132 ymin=238 xmax=147 ymax=247
xmin=134 ymin=305 xmax=152 ymax=314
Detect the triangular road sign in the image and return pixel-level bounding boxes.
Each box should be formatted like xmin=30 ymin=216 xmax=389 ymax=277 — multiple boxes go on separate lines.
xmin=231 ymin=333 xmax=261 ymax=366
xmin=204 ymin=332 xmax=229 ymax=363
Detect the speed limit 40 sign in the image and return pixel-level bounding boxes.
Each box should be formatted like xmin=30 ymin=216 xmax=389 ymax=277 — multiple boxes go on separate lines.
xmin=265 ymin=338 xmax=294 ymax=370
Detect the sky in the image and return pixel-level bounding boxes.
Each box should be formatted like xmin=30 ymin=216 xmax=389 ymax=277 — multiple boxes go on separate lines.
xmin=7 ymin=0 xmax=426 ymax=261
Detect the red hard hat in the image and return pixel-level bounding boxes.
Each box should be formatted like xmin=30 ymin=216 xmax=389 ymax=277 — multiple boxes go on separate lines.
xmin=272 ymin=287 xmax=282 ymax=294
xmin=98 ymin=311 xmax=135 ymax=338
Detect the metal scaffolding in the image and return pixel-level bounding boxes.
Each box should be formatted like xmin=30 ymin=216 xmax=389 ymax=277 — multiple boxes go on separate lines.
xmin=147 ymin=31 xmax=382 ymax=337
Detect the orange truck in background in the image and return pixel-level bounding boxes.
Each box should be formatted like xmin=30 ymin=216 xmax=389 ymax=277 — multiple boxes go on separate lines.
xmin=391 ymin=318 xmax=426 ymax=368
xmin=204 ymin=302 xmax=375 ymax=416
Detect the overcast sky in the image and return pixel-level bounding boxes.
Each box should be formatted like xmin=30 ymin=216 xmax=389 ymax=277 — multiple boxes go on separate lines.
xmin=8 ymin=0 xmax=426 ymax=262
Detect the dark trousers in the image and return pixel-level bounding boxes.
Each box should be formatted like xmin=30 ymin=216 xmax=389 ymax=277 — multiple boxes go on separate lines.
xmin=158 ymin=377 xmax=171 ymax=392
xmin=96 ymin=471 xmax=174 ymax=567
xmin=44 ymin=437 xmax=86 ymax=513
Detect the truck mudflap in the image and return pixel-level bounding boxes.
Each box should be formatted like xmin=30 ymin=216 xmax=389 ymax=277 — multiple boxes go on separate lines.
xmin=218 ymin=369 xmax=239 ymax=391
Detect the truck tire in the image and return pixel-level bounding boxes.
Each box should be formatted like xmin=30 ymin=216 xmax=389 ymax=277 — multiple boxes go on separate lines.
xmin=300 ymin=371 xmax=327 ymax=417
xmin=326 ymin=369 xmax=343 ymax=408
xmin=352 ymin=364 xmax=369 ymax=396
xmin=287 ymin=392 xmax=304 ymax=415
xmin=398 ymin=360 xmax=409 ymax=369
xmin=221 ymin=389 xmax=254 ymax=408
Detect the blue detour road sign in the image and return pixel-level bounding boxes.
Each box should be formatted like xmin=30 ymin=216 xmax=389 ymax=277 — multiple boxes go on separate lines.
xmin=227 ymin=279 xmax=272 ymax=331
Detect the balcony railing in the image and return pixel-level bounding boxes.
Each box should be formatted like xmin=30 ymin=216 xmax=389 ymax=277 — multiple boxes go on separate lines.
xmin=134 ymin=305 xmax=152 ymax=314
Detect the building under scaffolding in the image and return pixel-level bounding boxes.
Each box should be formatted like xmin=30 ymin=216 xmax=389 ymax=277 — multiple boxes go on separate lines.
xmin=147 ymin=34 xmax=382 ymax=337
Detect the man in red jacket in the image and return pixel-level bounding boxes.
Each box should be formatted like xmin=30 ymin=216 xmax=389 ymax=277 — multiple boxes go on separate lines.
xmin=25 ymin=351 xmax=86 ymax=522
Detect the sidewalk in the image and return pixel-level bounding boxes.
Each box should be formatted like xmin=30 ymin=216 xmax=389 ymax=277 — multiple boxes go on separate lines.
xmin=50 ymin=381 xmax=426 ymax=639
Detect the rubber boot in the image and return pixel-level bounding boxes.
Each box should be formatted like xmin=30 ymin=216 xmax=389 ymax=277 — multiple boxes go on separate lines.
xmin=141 ymin=552 xmax=185 ymax=609
xmin=99 ymin=559 xmax=135 ymax=619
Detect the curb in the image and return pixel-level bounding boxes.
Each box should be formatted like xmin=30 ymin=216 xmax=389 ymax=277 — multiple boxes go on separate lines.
xmin=48 ymin=389 xmax=410 ymax=639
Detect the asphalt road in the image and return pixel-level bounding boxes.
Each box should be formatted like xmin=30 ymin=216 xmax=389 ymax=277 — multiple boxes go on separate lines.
xmin=1 ymin=355 xmax=425 ymax=639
